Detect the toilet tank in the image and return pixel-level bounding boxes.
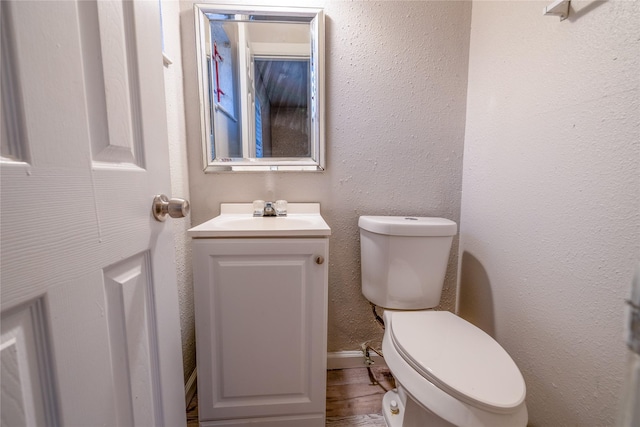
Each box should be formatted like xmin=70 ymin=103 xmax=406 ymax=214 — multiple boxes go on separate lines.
xmin=359 ymin=216 xmax=457 ymax=310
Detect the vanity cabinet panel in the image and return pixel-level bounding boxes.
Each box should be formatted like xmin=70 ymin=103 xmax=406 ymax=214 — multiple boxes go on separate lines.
xmin=193 ymin=238 xmax=328 ymax=427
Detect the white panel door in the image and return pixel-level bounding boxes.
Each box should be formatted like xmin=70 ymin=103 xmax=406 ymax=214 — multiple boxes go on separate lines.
xmin=0 ymin=1 xmax=185 ymax=426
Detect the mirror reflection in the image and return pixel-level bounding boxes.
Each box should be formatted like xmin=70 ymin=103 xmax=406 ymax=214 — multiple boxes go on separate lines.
xmin=194 ymin=5 xmax=325 ymax=171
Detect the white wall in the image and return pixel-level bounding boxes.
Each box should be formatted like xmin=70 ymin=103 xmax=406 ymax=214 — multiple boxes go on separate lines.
xmin=161 ymin=0 xmax=196 ymax=383
xmin=459 ymin=1 xmax=640 ymax=425
xmin=180 ymin=0 xmax=472 ymax=352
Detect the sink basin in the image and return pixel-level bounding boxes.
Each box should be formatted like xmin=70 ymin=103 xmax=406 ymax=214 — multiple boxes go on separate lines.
xmin=188 ymin=203 xmax=331 ymax=238
xmin=212 ymin=216 xmax=322 ymax=230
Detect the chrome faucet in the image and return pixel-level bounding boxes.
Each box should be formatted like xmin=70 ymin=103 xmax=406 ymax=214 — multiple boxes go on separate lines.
xmin=253 ymin=200 xmax=287 ymax=217
xmin=263 ymin=201 xmax=276 ymax=217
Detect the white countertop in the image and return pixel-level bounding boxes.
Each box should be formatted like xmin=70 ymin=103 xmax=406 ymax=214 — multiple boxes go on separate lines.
xmin=188 ymin=203 xmax=331 ymax=238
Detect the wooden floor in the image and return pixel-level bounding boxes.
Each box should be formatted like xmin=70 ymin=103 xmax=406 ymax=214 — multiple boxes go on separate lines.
xmin=186 ymin=394 xmax=199 ymax=427
xmin=326 ymin=366 xmax=394 ymax=426
xmin=186 ymin=366 xmax=394 ymax=427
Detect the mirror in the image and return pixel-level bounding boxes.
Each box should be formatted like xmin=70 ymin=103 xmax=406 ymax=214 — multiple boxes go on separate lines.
xmin=194 ymin=5 xmax=325 ymax=172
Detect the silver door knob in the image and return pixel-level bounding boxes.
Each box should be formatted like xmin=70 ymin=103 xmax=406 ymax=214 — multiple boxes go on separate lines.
xmin=152 ymin=194 xmax=190 ymax=221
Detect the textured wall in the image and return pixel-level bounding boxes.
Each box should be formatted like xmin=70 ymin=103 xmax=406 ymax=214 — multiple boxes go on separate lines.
xmin=180 ymin=0 xmax=472 ymax=352
xmin=161 ymin=0 xmax=196 ymax=383
xmin=459 ymin=1 xmax=640 ymax=426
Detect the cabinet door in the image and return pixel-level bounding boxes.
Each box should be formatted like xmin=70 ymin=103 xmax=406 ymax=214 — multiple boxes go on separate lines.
xmin=193 ymin=238 xmax=328 ymax=423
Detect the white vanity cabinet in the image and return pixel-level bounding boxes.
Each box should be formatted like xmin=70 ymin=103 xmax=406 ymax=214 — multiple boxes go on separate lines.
xmin=189 ymin=204 xmax=330 ymax=427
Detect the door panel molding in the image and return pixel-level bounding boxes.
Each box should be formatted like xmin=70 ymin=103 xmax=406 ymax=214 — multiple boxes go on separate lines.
xmin=81 ymin=0 xmax=144 ymax=167
xmin=104 ymin=251 xmax=162 ymax=427
xmin=0 ymin=1 xmax=29 ymax=163
xmin=1 ymin=299 xmax=59 ymax=427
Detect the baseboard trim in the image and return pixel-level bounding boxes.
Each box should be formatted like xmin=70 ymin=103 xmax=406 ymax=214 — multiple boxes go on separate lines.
xmin=185 ymin=367 xmax=197 ymax=406
xmin=326 ymin=350 xmax=386 ymax=370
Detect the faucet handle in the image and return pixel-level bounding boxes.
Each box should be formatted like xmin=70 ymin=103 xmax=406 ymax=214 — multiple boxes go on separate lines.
xmin=253 ymin=200 xmax=265 ymax=216
xmin=275 ymin=200 xmax=288 ymax=216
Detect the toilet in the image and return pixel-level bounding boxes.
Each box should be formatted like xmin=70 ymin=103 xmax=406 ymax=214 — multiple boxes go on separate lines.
xmin=359 ymin=216 xmax=528 ymax=427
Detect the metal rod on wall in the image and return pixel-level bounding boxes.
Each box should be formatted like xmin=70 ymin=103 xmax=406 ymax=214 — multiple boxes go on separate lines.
xmin=543 ymin=0 xmax=570 ymax=21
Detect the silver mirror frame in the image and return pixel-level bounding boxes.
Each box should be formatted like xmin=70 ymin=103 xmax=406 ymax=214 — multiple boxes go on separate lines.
xmin=194 ymin=4 xmax=325 ymax=172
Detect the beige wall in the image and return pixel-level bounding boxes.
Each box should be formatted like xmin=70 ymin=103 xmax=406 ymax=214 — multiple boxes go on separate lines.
xmin=459 ymin=1 xmax=640 ymax=426
xmin=180 ymin=0 xmax=472 ymax=352
xmin=161 ymin=0 xmax=196 ymax=382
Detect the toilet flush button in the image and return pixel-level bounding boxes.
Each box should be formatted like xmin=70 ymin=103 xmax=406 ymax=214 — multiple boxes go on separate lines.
xmin=390 ymin=400 xmax=400 ymax=414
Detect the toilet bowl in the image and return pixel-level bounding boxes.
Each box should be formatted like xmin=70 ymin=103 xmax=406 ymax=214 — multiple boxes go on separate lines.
xmin=358 ymin=216 xmax=527 ymax=427
xmin=380 ymin=310 xmax=527 ymax=427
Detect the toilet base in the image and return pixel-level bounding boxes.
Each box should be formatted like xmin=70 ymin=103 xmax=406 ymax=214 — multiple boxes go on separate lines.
xmin=381 ymin=389 xmax=403 ymax=427
xmin=382 ymin=387 xmax=455 ymax=427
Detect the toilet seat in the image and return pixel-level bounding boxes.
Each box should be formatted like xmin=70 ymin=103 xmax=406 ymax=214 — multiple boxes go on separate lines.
xmin=388 ymin=310 xmax=526 ymax=413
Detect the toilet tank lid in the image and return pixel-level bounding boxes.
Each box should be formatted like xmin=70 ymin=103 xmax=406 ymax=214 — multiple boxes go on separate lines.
xmin=359 ymin=216 xmax=457 ymax=237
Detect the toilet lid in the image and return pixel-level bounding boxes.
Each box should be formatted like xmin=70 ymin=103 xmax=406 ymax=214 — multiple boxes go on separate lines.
xmin=389 ymin=311 xmax=526 ymax=412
